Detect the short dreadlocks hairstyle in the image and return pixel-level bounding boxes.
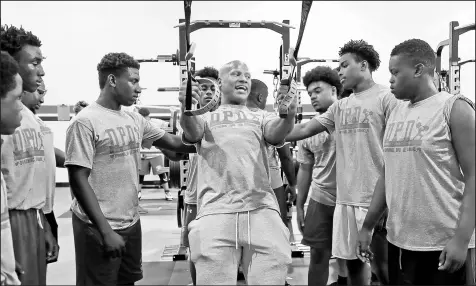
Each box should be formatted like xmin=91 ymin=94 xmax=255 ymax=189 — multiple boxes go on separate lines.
xmin=96 ymin=52 xmax=140 ymax=89
xmin=391 ymin=39 xmax=436 ymax=76
xmin=0 ymin=51 xmax=20 ymax=98
xmin=0 ymin=25 xmax=42 ymax=59
xmin=73 ymin=100 xmax=89 ymax=115
xmin=303 ymin=66 xmax=342 ymax=96
xmin=195 ymin=66 xmax=219 ymax=81
xmin=339 ymin=40 xmax=380 ymax=72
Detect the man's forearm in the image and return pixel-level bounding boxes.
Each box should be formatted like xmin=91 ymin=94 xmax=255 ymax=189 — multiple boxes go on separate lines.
xmin=281 ymin=158 xmax=296 ymax=186
xmin=285 ymin=123 xmax=312 ymax=142
xmin=362 ymin=186 xmax=387 ymax=231
xmin=179 ymin=111 xmax=204 ymax=143
xmin=265 ymin=117 xmax=295 ymax=145
xmin=161 ymin=149 xmax=187 ymax=161
xmin=454 ymin=175 xmax=475 ymax=244
xmin=40 ymin=210 xmax=52 ymax=233
xmin=296 ymin=170 xmax=312 ymax=208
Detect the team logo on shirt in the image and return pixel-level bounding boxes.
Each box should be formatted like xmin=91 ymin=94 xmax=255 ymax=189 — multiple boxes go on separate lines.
xmin=104 ymin=125 xmax=141 ymax=159
xmin=338 ymin=107 xmax=372 ymax=134
xmin=39 ymin=125 xmax=52 ymax=135
xmin=11 ymin=128 xmax=45 ymax=165
xmin=209 ymin=110 xmax=261 ymax=129
xmin=383 ymin=120 xmax=429 ymax=152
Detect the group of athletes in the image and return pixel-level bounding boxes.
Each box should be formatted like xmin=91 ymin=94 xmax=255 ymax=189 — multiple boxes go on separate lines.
xmin=0 ymin=22 xmax=474 ymax=286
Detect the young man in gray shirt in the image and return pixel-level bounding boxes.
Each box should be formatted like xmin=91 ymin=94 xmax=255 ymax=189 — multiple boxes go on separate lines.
xmin=65 ymin=52 xmax=194 ymax=286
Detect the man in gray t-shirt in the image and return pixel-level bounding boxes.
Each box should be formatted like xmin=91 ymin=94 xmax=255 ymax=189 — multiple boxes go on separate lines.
xmin=245 ymin=79 xmax=297 ymax=226
xmin=296 ymin=66 xmax=347 ymax=286
xmin=65 ymin=52 xmax=195 ymax=286
xmin=178 ymin=60 xmax=295 ymax=284
xmin=286 ymin=40 xmax=398 ymax=285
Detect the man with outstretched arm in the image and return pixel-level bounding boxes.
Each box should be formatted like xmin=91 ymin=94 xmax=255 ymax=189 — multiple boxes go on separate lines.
xmin=179 ymin=60 xmax=295 ymax=284
xmin=285 ymin=40 xmax=399 ymax=285
xmin=65 ymin=52 xmax=194 ymax=286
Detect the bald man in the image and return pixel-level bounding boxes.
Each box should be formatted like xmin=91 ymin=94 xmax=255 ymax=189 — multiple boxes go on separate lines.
xmin=177 ymin=60 xmax=296 ymax=284
xmin=246 ymin=79 xmax=297 ymax=225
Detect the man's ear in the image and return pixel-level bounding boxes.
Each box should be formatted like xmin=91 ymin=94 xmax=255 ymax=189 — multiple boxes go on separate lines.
xmin=361 ymin=60 xmax=368 ymax=72
xmin=414 ymin=63 xmax=425 ymax=78
xmin=108 ymin=74 xmax=116 ymax=87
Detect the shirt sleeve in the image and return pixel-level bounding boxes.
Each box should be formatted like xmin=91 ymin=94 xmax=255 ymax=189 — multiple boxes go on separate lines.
xmin=296 ymin=139 xmax=314 ymax=165
xmin=181 ymin=113 xmax=208 ymax=146
xmin=141 ymin=116 xmax=166 ymax=149
xmin=262 ymin=111 xmax=286 ymax=148
xmin=64 ymin=119 xmax=96 ymax=169
xmin=380 ymin=92 xmax=400 ymax=121
xmin=314 ymin=100 xmax=338 ymax=133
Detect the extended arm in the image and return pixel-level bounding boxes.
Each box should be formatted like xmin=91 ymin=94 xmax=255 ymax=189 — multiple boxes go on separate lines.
xmin=160 ymin=149 xmax=189 ymax=162
xmin=152 ymin=133 xmax=197 ymax=153
xmin=286 ymin=120 xmax=328 ymax=142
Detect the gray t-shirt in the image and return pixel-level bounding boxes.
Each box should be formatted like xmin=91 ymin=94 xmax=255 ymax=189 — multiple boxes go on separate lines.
xmin=1 ymin=105 xmax=46 ymax=210
xmin=184 ymin=104 xmax=283 ymax=218
xmin=65 ymin=102 xmax=165 ymax=230
xmin=315 ymin=84 xmax=398 ymax=207
xmin=384 ymin=92 xmax=475 ymax=251
xmin=36 ymin=116 xmax=56 ymax=214
xmin=297 ymin=131 xmax=337 ymax=206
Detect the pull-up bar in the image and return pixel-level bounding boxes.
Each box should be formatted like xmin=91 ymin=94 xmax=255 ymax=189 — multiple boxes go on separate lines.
xmin=174 ymin=20 xmax=295 ymax=30
xmin=177 ymin=18 xmax=292 ymax=84
xmin=137 ymin=50 xmax=180 ymax=65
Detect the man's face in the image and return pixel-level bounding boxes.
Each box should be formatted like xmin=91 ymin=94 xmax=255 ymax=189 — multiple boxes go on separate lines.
xmin=21 ymin=81 xmax=44 ymax=114
xmin=307 ymin=81 xmax=336 ymax=113
xmin=115 ymin=67 xmax=141 ymax=106
xmin=388 ymin=55 xmax=418 ymax=101
xmin=219 ymin=63 xmax=251 ymax=104
xmin=15 ymin=45 xmax=45 ymax=93
xmin=197 ymin=76 xmax=218 ymax=107
xmin=338 ymin=53 xmax=364 ymax=91
xmin=0 ymin=74 xmax=23 ymax=135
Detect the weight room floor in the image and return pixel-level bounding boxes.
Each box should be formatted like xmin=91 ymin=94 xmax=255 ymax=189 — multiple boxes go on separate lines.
xmin=47 ymin=186 xmax=341 ymax=285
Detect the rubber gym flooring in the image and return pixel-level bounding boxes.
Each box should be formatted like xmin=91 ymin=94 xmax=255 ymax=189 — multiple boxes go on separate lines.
xmin=48 ymin=186 xmax=341 ymax=285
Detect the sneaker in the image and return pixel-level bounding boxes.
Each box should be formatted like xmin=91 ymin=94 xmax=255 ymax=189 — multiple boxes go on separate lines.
xmin=138 ymin=205 xmax=148 ymax=214
xmin=165 ymin=191 xmax=174 ymax=201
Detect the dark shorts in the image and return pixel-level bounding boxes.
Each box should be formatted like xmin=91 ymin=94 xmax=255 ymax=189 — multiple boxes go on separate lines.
xmin=72 ymin=213 xmax=143 ymax=286
xmin=301 ymin=199 xmax=335 ymax=250
xmin=9 ymin=209 xmax=47 ymax=285
xmin=181 ymin=203 xmax=197 ymax=248
xmin=388 ymin=242 xmax=467 ymax=285
xmin=45 ymin=211 xmax=58 ymax=243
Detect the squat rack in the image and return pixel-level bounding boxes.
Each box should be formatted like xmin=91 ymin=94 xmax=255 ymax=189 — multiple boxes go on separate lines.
xmin=435 ymin=21 xmax=475 ymax=95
